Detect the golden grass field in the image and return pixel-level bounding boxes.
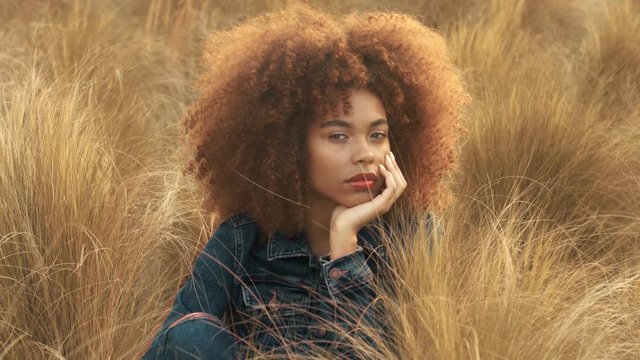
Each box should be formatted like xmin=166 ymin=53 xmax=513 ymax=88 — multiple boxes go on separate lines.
xmin=1 ymin=0 xmax=639 ymax=358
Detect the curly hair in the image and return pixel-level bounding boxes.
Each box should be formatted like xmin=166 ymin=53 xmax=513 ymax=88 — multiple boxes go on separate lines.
xmin=181 ymin=3 xmax=469 ymax=237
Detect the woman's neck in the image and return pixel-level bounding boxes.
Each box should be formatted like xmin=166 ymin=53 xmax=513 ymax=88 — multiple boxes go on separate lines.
xmin=303 ymin=192 xmax=336 ymax=257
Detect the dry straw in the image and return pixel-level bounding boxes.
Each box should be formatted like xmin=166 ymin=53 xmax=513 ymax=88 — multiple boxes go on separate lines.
xmin=1 ymin=0 xmax=638 ymax=359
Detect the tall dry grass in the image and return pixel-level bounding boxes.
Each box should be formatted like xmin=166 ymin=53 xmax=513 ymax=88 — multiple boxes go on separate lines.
xmin=0 ymin=0 xmax=638 ymax=359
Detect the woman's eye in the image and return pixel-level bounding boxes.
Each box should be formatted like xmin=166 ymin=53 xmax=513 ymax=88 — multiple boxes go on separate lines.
xmin=329 ymin=134 xmax=348 ymax=141
xmin=328 ymin=132 xmax=387 ymax=141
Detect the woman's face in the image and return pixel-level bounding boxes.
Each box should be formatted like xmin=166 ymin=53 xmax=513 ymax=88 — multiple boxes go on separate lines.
xmin=306 ymin=88 xmax=391 ymax=208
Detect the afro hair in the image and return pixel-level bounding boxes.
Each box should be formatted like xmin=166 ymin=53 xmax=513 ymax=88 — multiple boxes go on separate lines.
xmin=181 ymin=3 xmax=470 ymax=237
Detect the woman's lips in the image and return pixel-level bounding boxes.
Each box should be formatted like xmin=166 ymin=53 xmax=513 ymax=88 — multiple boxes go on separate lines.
xmin=346 ymin=179 xmax=376 ymax=191
xmin=345 ymin=172 xmax=378 ymax=183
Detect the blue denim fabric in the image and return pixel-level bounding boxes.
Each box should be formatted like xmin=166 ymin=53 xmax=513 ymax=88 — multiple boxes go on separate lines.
xmin=141 ymin=212 xmax=442 ymax=359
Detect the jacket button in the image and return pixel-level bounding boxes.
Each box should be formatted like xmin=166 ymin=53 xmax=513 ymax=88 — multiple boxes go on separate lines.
xmin=329 ymin=268 xmax=343 ymax=280
xmin=310 ymin=326 xmax=327 ymax=337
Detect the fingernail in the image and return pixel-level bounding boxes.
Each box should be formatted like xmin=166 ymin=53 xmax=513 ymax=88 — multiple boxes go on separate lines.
xmin=390 ymin=152 xmax=395 ymax=161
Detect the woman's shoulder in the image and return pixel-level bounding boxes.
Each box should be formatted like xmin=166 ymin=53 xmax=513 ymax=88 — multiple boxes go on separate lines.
xmin=209 ymin=212 xmax=271 ymax=249
xmin=217 ymin=212 xmax=258 ymax=229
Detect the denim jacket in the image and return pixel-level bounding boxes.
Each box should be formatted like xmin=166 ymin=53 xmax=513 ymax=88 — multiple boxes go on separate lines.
xmin=141 ymin=212 xmax=441 ymax=359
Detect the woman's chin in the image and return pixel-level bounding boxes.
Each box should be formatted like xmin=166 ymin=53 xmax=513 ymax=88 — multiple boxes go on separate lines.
xmin=338 ymin=191 xmax=381 ymax=207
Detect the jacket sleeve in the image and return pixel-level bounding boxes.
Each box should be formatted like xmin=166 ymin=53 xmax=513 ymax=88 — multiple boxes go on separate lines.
xmin=175 ymin=217 xmax=243 ymax=317
xmin=316 ymin=213 xmax=444 ymax=358
xmin=141 ymin=216 xmax=254 ymax=359
xmin=318 ymin=246 xmax=391 ymax=358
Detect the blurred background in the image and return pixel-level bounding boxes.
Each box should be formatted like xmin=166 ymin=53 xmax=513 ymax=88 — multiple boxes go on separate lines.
xmin=1 ymin=0 xmax=639 ymax=358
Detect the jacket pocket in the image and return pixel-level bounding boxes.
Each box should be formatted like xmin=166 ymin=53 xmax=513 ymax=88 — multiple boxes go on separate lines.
xmin=236 ymin=274 xmax=311 ymax=353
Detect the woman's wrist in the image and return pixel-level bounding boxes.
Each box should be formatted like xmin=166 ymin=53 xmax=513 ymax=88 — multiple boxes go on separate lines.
xmin=329 ymin=224 xmax=358 ymax=261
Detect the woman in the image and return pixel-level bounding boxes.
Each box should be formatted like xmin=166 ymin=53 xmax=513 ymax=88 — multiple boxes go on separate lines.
xmin=142 ymin=3 xmax=467 ymax=359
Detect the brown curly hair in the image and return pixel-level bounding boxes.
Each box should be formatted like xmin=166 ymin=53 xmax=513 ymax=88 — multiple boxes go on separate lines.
xmin=181 ymin=3 xmax=469 ymax=237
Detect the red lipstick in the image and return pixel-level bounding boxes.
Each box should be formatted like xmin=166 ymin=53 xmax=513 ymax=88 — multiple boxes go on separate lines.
xmin=345 ymin=172 xmax=378 ymax=191
xmin=345 ymin=172 xmax=378 ymax=183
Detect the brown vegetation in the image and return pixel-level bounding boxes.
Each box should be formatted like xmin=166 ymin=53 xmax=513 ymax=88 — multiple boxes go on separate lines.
xmin=1 ymin=0 xmax=638 ymax=359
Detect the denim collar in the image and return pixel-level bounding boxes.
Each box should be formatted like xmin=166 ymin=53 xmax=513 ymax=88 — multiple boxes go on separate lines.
xmin=266 ymin=224 xmax=384 ymax=261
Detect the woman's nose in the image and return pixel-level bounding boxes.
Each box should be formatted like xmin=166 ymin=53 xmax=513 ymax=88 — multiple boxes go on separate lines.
xmin=352 ymin=139 xmax=375 ymax=164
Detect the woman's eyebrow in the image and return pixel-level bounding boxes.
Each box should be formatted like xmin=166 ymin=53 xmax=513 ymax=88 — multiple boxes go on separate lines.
xmin=320 ymin=118 xmax=388 ymax=128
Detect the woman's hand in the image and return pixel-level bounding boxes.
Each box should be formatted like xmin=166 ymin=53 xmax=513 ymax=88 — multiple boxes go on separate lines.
xmin=328 ymin=151 xmax=407 ymax=260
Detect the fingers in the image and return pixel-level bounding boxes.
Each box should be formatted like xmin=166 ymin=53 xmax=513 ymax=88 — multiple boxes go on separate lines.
xmin=375 ymin=165 xmax=395 ymax=214
xmin=383 ymin=152 xmax=407 ymax=196
xmin=385 ymin=153 xmax=400 ymax=193
xmin=390 ymin=152 xmax=407 ymax=189
xmin=376 ymin=152 xmax=406 ymax=212
xmin=379 ymin=161 xmax=397 ymax=196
